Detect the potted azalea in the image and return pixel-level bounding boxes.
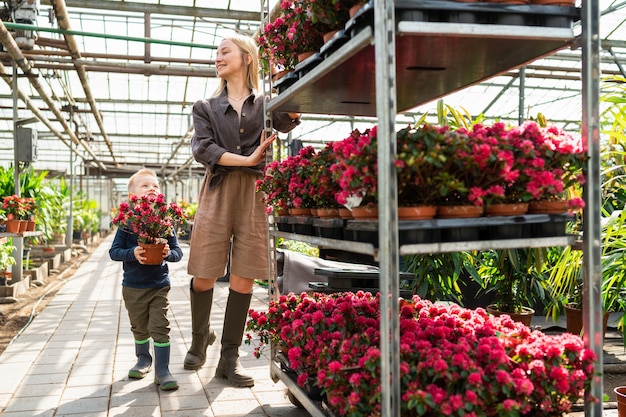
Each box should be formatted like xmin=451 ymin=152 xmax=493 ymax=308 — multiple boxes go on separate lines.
xmin=510 ymin=120 xmax=586 ymax=213
xmin=110 ymin=193 xmax=187 ymax=264
xmin=330 ymin=127 xmax=378 ymax=214
xmin=258 ymin=2 xmax=325 ymax=72
xmin=247 ymin=292 xmax=596 ymax=416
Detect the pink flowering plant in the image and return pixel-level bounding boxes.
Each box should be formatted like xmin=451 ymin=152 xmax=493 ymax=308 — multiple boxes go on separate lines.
xmin=258 ymin=1 xmax=325 ymax=71
xmin=247 ymin=292 xmax=597 ymax=417
xmin=110 ymin=193 xmax=187 ymax=244
xmin=330 ymin=127 xmax=379 ymax=208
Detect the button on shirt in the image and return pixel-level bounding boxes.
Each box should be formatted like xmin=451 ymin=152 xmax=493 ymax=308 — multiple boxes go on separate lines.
xmin=191 ymin=89 xmax=298 ymax=189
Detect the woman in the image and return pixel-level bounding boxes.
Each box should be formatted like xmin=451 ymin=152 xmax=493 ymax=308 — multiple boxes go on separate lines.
xmin=185 ymin=32 xmax=300 ymax=387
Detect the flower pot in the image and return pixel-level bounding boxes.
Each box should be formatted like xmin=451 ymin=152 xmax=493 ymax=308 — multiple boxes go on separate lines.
xmin=437 ymin=205 xmax=483 ymax=219
xmin=564 ymin=304 xmax=609 ymax=337
xmin=615 ymin=386 xmax=626 ymax=417
xmin=18 ymin=220 xmax=28 ymax=232
xmin=485 ymin=203 xmax=529 ymax=217
xmin=297 ymin=52 xmax=315 ymax=63
xmin=349 ymin=3 xmax=365 ymax=18
xmin=338 ymin=208 xmax=353 ymax=219
xmin=317 ymin=207 xmax=340 ymax=218
xmin=5 ymin=219 xmax=21 ymax=234
xmin=398 ymin=205 xmax=437 ymax=220
xmin=289 ymin=208 xmax=312 ymax=216
xmin=323 ymin=30 xmax=339 ymax=43
xmin=528 ymin=199 xmax=569 ymax=214
xmin=351 ymin=206 xmax=378 ymax=220
xmin=138 ymin=242 xmax=166 ymax=265
xmin=26 ymin=220 xmax=36 ymax=231
xmin=486 ymin=305 xmax=535 ymax=327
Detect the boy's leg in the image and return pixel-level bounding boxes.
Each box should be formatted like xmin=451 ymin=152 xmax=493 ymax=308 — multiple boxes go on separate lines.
xmin=122 ymin=287 xmax=153 ymax=379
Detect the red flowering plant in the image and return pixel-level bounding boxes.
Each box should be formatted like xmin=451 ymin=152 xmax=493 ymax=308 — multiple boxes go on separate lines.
xmin=2 ymin=195 xmax=26 ymax=220
xmin=257 ymin=1 xmax=325 ymax=72
xmin=309 ymin=142 xmax=343 ymax=208
xmin=249 ymin=292 xmax=597 ymax=417
xmin=509 ymin=120 xmax=586 ymax=210
xmin=110 ymin=193 xmax=187 ymax=244
xmin=330 ymin=127 xmax=378 ymax=209
xmin=302 ymin=0 xmax=351 ymax=32
xmin=257 ymin=159 xmax=291 ymax=213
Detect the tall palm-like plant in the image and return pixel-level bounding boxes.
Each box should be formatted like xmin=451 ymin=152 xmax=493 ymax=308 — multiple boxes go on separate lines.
xmin=546 ymin=74 xmax=626 ymax=343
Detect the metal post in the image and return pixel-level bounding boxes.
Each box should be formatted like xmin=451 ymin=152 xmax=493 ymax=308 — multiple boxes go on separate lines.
xmin=581 ymin=0 xmax=602 ymax=415
xmin=374 ymin=1 xmax=400 ymax=416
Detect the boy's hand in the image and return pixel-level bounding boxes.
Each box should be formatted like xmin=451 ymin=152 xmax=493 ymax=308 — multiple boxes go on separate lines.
xmin=134 ymin=245 xmax=147 ymax=264
xmin=162 ymin=244 xmax=170 ymax=259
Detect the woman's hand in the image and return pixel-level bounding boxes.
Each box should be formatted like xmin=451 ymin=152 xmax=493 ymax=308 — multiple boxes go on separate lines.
xmin=248 ymin=130 xmax=276 ymax=166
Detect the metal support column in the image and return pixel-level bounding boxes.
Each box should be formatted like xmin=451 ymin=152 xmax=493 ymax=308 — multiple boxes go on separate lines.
xmin=581 ymin=0 xmax=602 ymax=415
xmin=374 ymin=1 xmax=400 ymax=416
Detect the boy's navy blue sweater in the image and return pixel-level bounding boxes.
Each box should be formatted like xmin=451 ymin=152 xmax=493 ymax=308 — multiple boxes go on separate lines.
xmin=109 ymin=226 xmax=183 ymax=289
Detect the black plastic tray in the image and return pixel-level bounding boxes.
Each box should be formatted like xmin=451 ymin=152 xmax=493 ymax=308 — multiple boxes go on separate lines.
xmin=344 ymin=213 xmax=574 ymax=246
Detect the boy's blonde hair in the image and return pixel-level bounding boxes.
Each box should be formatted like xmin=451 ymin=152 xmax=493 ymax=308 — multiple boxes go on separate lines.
xmin=127 ymin=168 xmax=158 ymax=195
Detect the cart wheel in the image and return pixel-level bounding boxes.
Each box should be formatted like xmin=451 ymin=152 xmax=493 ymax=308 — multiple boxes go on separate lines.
xmin=286 ymin=389 xmax=304 ymax=408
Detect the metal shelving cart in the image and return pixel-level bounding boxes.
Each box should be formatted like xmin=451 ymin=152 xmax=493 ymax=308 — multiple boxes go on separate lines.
xmin=262 ymin=0 xmax=602 ymax=416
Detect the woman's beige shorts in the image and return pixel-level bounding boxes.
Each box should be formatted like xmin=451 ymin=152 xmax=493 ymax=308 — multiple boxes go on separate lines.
xmin=188 ymin=170 xmax=269 ymax=280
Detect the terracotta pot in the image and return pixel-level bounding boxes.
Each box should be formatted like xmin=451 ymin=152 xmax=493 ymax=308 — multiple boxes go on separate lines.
xmin=349 ymin=3 xmax=365 ymax=18
xmin=5 ymin=219 xmax=21 ymax=234
xmin=564 ymin=304 xmax=609 ymax=337
xmin=485 ymin=203 xmax=529 ymax=217
xmin=351 ymin=206 xmax=378 ymax=220
xmin=437 ymin=205 xmax=484 ymax=219
xmin=297 ymin=51 xmax=315 ymax=63
xmin=487 ymin=305 xmax=535 ymax=327
xmin=615 ymin=386 xmax=626 ymax=417
xmin=271 ymin=70 xmax=291 ymax=82
xmin=338 ymin=208 xmax=353 ymax=219
xmin=323 ymin=30 xmax=339 ymax=43
xmin=138 ymin=241 xmax=166 ymax=265
xmin=317 ymin=208 xmax=340 ymax=218
xmin=528 ymin=199 xmax=569 ymax=214
xmin=26 ymin=220 xmax=36 ymax=231
xmin=18 ymin=220 xmax=27 ymax=232
xmin=289 ymin=208 xmax=312 ymax=216
xmin=398 ymin=205 xmax=437 ymax=220
xmin=275 ymin=209 xmax=289 ymax=217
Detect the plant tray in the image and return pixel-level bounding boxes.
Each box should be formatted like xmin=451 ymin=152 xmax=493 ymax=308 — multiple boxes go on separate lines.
xmin=275 ymin=216 xmax=293 ymax=233
xmin=394 ymin=0 xmax=580 ymax=28
xmin=344 ymin=213 xmax=575 ymax=246
xmin=314 ymin=267 xmax=414 ymax=290
xmin=313 ymin=217 xmax=346 ymax=240
xmin=288 ymin=215 xmax=315 ymax=236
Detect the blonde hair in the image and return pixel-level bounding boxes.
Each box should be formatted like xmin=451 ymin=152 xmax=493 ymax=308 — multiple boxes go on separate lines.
xmin=127 ymin=168 xmax=158 ymax=195
xmin=214 ymin=33 xmax=260 ymax=96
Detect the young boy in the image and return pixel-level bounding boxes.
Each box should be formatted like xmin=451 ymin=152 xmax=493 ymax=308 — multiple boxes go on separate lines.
xmin=109 ymin=168 xmax=182 ymax=391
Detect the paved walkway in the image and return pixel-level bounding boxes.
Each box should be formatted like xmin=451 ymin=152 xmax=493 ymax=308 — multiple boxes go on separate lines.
xmin=0 ymin=234 xmax=624 ymax=416
xmin=0 ymin=234 xmax=309 ymax=417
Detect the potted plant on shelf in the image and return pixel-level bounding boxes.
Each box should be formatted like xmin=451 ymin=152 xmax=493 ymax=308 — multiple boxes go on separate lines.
xmin=330 ymin=127 xmax=378 ymax=217
xmin=257 ymin=2 xmax=325 ymax=72
xmin=0 ymin=241 xmax=16 ymax=285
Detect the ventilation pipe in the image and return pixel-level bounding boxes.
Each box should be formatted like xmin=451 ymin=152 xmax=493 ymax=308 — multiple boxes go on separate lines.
xmin=0 ymin=20 xmax=107 ymax=171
